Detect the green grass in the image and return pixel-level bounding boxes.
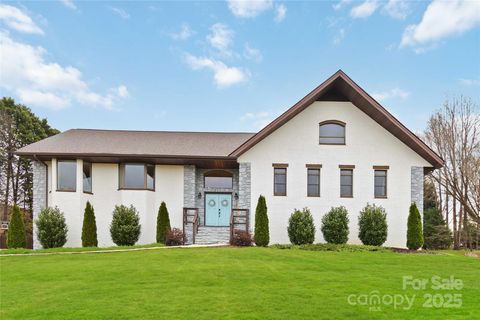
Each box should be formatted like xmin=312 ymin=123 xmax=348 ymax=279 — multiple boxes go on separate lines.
xmin=0 ymin=242 xmax=164 ymax=255
xmin=1 ymin=247 xmax=478 ymax=319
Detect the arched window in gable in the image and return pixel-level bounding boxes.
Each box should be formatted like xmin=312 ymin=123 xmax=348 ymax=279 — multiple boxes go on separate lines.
xmin=319 ymin=120 xmax=346 ymax=145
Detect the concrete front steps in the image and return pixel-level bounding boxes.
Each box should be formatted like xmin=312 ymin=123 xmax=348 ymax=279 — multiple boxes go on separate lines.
xmin=194 ymin=226 xmax=230 ymax=245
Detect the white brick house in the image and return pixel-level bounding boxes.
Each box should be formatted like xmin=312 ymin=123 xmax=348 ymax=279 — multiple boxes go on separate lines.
xmin=17 ymin=71 xmax=443 ymax=248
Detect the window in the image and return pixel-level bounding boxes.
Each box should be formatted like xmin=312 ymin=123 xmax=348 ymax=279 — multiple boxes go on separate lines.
xmin=83 ymin=162 xmax=92 ymax=193
xmin=57 ymin=160 xmax=76 ymax=191
xmin=319 ymin=121 xmax=345 ymax=145
xmin=273 ymin=164 xmax=287 ymax=196
xmin=340 ymin=167 xmax=354 ymax=197
xmin=119 ymin=163 xmax=155 ymax=190
xmin=374 ymin=168 xmax=388 ymax=198
xmin=307 ymin=165 xmax=321 ymax=197
xmin=204 ymin=170 xmax=233 ymax=189
xmin=146 ymin=165 xmax=155 ymax=190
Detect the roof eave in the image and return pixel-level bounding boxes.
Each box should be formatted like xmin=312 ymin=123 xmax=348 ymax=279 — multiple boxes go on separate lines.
xmin=230 ymin=70 xmax=444 ymax=169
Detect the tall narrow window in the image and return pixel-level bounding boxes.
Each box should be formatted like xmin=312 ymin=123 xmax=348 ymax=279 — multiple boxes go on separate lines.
xmin=57 ymin=160 xmax=77 ymax=192
xmin=340 ymin=166 xmax=354 ymax=197
xmin=307 ymin=165 xmax=321 ymax=197
xmin=119 ymin=163 xmax=155 ymax=190
xmin=374 ymin=169 xmax=388 ymax=198
xmin=146 ymin=164 xmax=155 ymax=190
xmin=273 ymin=164 xmax=287 ymax=196
xmin=319 ymin=121 xmax=346 ymax=145
xmin=83 ymin=162 xmax=92 ymax=193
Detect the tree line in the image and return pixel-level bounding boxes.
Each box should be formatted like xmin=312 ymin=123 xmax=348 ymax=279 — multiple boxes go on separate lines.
xmin=424 ymin=97 xmax=479 ymax=249
xmin=0 ymin=97 xmax=59 ymax=222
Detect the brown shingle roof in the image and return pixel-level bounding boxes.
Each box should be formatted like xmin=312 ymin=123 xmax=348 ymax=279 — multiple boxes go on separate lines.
xmin=17 ymin=71 xmax=443 ymax=169
xmin=16 ymin=129 xmax=255 ymax=158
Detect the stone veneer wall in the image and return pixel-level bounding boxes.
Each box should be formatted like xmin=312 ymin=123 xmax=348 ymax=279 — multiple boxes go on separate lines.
xmin=410 ymin=166 xmax=424 ymax=215
xmin=183 ymin=164 xmax=251 ymax=229
xmin=238 ymin=163 xmax=251 ymax=208
xmin=183 ymin=165 xmax=196 ymax=209
xmin=32 ymin=161 xmax=47 ymax=249
xmin=194 ymin=168 xmax=239 ymax=226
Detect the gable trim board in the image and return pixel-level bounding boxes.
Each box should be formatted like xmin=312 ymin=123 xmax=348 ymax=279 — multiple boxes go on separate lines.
xmin=230 ymin=70 xmax=443 ymax=169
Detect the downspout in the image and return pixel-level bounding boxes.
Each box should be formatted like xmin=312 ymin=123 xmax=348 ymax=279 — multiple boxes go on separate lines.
xmin=33 ymin=155 xmax=48 ymax=208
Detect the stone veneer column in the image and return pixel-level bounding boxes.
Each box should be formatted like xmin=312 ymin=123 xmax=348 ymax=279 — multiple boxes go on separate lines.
xmin=410 ymin=166 xmax=424 ymax=215
xmin=32 ymin=161 xmax=47 ymax=249
xmin=238 ymin=163 xmax=251 ymax=230
xmin=183 ymin=165 xmax=196 ymax=208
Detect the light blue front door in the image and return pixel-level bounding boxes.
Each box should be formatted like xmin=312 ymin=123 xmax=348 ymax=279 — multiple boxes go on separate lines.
xmin=205 ymin=193 xmax=231 ymax=226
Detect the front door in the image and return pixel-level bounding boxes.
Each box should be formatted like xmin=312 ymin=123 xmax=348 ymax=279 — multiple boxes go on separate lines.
xmin=205 ymin=193 xmax=231 ymax=226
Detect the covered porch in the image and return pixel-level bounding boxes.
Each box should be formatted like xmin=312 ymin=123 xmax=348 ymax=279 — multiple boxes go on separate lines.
xmin=182 ymin=162 xmax=251 ymax=245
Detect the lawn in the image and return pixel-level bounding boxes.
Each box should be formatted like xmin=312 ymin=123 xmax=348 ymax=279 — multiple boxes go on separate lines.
xmin=0 ymin=242 xmax=164 ymax=255
xmin=0 ymin=247 xmax=478 ymax=319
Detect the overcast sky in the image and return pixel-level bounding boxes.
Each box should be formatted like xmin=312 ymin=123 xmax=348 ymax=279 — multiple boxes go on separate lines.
xmin=1 ymin=0 xmax=479 ymax=133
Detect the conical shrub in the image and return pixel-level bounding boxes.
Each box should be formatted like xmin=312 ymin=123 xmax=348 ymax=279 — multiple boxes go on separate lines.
xmin=7 ymin=204 xmax=26 ymax=248
xmin=254 ymin=195 xmax=269 ymax=246
xmin=82 ymin=201 xmax=98 ymax=247
xmin=156 ymin=202 xmax=171 ymax=243
xmin=407 ymin=202 xmax=423 ymax=250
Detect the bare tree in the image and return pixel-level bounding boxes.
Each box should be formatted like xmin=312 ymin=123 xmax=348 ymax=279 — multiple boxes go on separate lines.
xmin=0 ymin=98 xmax=59 ymax=220
xmin=0 ymin=110 xmax=20 ymax=221
xmin=425 ymin=97 xmax=480 ymax=248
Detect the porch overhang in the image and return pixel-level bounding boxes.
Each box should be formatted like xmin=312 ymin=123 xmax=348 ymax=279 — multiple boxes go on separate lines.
xmin=18 ymin=152 xmax=239 ymax=169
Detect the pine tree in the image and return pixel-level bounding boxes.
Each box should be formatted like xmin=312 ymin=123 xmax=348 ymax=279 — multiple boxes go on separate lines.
xmin=156 ymin=202 xmax=171 ymax=243
xmin=254 ymin=195 xmax=269 ymax=246
xmin=407 ymin=203 xmax=424 ymax=250
xmin=7 ymin=204 xmax=26 ymax=248
xmin=81 ymin=201 xmax=98 ymax=247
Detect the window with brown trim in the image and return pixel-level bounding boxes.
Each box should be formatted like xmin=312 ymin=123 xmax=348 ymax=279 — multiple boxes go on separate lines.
xmin=307 ymin=168 xmax=320 ymax=197
xmin=204 ymin=170 xmax=233 ymax=189
xmin=319 ymin=121 xmax=345 ymax=145
xmin=340 ymin=169 xmax=353 ymax=197
xmin=274 ymin=168 xmax=287 ymax=196
xmin=374 ymin=170 xmax=387 ymax=198
xmin=119 ymin=163 xmax=155 ymax=190
xmin=57 ymin=160 xmax=76 ymax=192
xmin=83 ymin=162 xmax=92 ymax=193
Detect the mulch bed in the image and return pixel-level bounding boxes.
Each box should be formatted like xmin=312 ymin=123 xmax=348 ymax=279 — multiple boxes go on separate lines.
xmin=389 ymin=247 xmax=437 ymax=254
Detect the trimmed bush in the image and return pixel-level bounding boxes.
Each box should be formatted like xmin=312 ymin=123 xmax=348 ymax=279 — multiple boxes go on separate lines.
xmin=254 ymin=195 xmax=269 ymax=246
xmin=110 ymin=205 xmax=141 ymax=246
xmin=81 ymin=201 xmax=98 ymax=247
xmin=287 ymin=208 xmax=315 ymax=245
xmin=7 ymin=204 xmax=26 ymax=249
xmin=165 ymin=228 xmax=184 ymax=246
xmin=321 ymin=206 xmax=349 ymax=244
xmin=156 ymin=202 xmax=171 ymax=244
xmin=407 ymin=203 xmax=424 ymax=250
xmin=231 ymin=230 xmax=253 ymax=246
xmin=35 ymin=207 xmax=68 ymax=249
xmin=358 ymin=204 xmax=388 ymax=246
xmin=423 ymin=207 xmax=452 ymax=250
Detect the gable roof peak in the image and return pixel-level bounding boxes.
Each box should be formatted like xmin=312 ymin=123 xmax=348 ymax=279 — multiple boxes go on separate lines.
xmin=230 ymin=70 xmax=443 ymax=169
